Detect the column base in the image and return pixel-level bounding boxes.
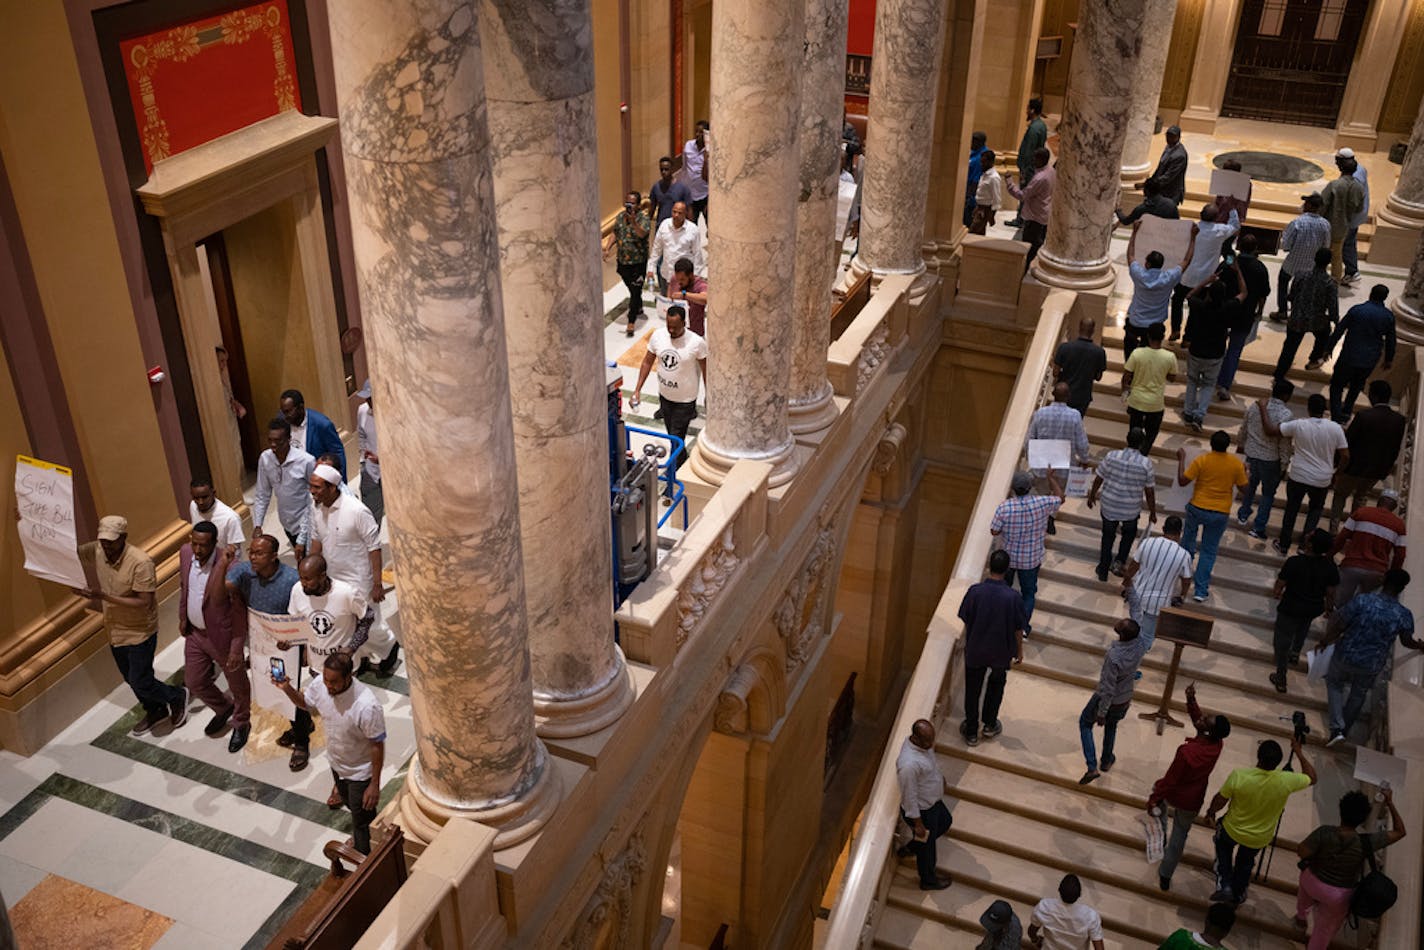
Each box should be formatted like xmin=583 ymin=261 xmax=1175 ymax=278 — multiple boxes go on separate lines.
xmin=1379 ymin=193 xmax=1424 ymax=231
xmin=1119 ymin=161 xmax=1152 ymax=184
xmin=689 ymin=430 xmax=799 ymax=487
xmin=1367 ymin=219 xmax=1423 ymax=268
xmin=532 ymin=647 xmax=635 ymax=739
xmin=395 ymin=743 xmax=562 ymax=850
xmin=1029 ymin=246 xmax=1117 ymax=291
xmin=852 ymin=258 xmax=935 ymax=307
xmin=1392 ymin=296 xmax=1424 ymax=345
xmin=787 ymin=381 xmax=838 ymax=435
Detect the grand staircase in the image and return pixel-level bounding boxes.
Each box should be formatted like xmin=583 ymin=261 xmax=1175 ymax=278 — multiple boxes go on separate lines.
xmin=869 ymin=327 xmax=1386 ymax=949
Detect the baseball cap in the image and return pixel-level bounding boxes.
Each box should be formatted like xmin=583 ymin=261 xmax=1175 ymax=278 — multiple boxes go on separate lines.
xmin=1011 ymin=471 xmax=1034 ymax=494
xmin=980 ymin=900 xmax=1014 ymax=931
xmin=97 ymin=515 xmax=128 ymax=540
xmin=355 ymin=379 xmax=372 ymax=399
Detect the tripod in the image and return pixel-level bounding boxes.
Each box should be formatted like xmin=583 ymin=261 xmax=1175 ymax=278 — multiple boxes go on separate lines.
xmin=1254 ymin=725 xmax=1305 ymax=884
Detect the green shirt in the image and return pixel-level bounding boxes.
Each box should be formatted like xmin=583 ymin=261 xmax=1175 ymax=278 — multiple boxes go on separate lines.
xmin=1159 ymin=930 xmax=1223 ymax=950
xmin=1219 ymin=767 xmax=1312 ymax=849
xmin=1018 ymin=117 xmax=1047 ymax=175
xmin=1124 ymin=346 xmax=1177 ymax=413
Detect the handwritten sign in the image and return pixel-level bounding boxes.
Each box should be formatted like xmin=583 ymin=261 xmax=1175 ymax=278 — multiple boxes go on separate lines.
xmin=1209 ymin=168 xmax=1252 ymax=201
xmin=1135 ymin=217 xmax=1196 ymax=268
xmin=1028 ymin=438 xmax=1071 ymax=472
xmin=248 ymin=609 xmax=308 ymax=716
xmin=14 ymin=455 xmax=87 ymax=588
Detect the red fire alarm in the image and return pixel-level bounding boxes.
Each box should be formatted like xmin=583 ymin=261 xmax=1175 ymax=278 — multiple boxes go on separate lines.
xmin=147 ymin=366 xmax=166 ymax=385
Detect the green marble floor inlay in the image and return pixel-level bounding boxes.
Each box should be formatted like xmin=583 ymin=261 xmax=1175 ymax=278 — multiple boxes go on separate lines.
xmin=0 ymin=773 xmax=326 ymax=950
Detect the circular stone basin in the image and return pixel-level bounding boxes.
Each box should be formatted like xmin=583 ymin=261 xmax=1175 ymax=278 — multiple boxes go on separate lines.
xmin=1212 ymin=150 xmax=1324 ymax=185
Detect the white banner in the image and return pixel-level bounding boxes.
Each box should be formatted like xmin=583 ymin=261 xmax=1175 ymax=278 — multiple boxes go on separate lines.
xmin=14 ymin=455 xmax=87 ymax=589
xmin=248 ymin=609 xmax=308 ymax=717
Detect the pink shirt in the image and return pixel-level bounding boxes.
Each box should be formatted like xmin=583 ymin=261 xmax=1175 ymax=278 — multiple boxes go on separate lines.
xmin=1007 ymin=165 xmax=1055 ymax=225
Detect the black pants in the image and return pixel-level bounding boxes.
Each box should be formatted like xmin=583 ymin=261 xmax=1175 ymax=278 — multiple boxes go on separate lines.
xmin=1274 ymin=329 xmax=1330 ymax=378
xmin=964 ymin=665 xmax=1007 ymax=735
xmin=1273 ymin=608 xmax=1319 ymax=677
xmin=333 ymin=770 xmax=377 ymax=854
xmin=1127 ymin=407 xmax=1164 ymax=456
xmin=1276 ymin=270 xmax=1293 ymax=317
xmin=1329 ymin=362 xmax=1371 ymax=422
xmin=1170 ymin=283 xmax=1190 ymax=337
xmin=901 ymin=800 xmax=953 ymax=887
xmin=1214 ymin=825 xmax=1261 ymax=902
xmin=690 ymin=197 xmax=708 ymax=223
xmin=1122 ymin=322 xmax=1160 ymax=362
xmin=1279 ymin=478 xmax=1328 ymax=549
xmin=1099 ymin=517 xmax=1139 ymax=575
xmin=1021 ymin=220 xmax=1047 ymax=268
xmin=617 ymin=261 xmax=647 ymax=321
xmin=111 ymin=632 xmax=183 ymax=719
xmin=661 ymin=399 xmax=698 ymax=469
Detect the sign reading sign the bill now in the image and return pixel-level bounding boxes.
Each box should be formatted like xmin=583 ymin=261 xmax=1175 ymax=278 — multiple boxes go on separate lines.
xmin=14 ymin=455 xmax=87 ymax=589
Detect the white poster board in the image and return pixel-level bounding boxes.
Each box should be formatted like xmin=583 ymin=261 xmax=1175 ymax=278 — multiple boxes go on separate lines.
xmin=1209 ymin=168 xmax=1253 ymax=201
xmin=14 ymin=455 xmax=87 ymax=589
xmin=1066 ymin=466 xmax=1093 ymax=497
xmin=248 ymin=609 xmax=308 ymax=717
xmin=1354 ymin=746 xmax=1407 ymax=791
xmin=1027 ymin=439 xmax=1072 ymax=472
xmin=1135 ymin=217 xmax=1196 ymax=268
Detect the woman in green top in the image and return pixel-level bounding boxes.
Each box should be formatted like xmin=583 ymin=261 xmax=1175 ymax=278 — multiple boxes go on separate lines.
xmin=1295 ymin=787 xmax=1406 ymax=948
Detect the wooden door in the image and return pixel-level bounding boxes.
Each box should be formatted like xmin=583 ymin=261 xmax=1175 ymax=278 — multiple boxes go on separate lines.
xmin=1221 ymin=0 xmax=1371 ymax=126
xmin=198 ymin=233 xmax=261 ymax=472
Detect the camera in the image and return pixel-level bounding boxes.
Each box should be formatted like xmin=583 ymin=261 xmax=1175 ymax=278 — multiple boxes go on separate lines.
xmin=1291 ymin=710 xmax=1310 ymax=740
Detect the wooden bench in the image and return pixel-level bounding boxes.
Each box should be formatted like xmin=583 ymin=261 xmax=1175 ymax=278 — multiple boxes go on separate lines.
xmin=265 ymin=829 xmax=408 ymax=950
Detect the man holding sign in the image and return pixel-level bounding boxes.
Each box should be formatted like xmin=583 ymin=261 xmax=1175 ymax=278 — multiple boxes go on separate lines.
xmin=77 ymin=516 xmax=190 ymax=736
xmin=227 ymin=534 xmax=304 ymax=769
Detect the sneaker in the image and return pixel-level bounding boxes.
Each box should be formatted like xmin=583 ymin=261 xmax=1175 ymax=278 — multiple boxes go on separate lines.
xmin=1192 ymin=592 xmax=1208 ymax=603
xmin=1327 ymin=731 xmax=1347 ymax=747
xmin=960 ymin=722 xmax=979 ymax=747
xmin=1271 ymin=539 xmax=1290 ymax=556
xmin=168 ymin=687 xmax=191 ymax=729
xmin=1236 ymin=509 xmax=1249 ymax=526
xmin=1159 ymin=875 xmax=1172 ymax=892
xmin=1109 ymin=559 xmax=1125 ymax=577
xmin=1342 ymin=272 xmax=1361 ymax=286
xmin=1209 ymin=889 xmax=1236 ymax=904
xmin=131 ymin=712 xmax=162 ymax=736
xmin=1248 ymin=528 xmax=1267 ymax=541
xmin=1187 ymin=418 xmax=1204 ymax=434
xmin=1095 ymin=567 xmax=1109 ymax=583
xmin=981 ymin=721 xmax=1003 ymax=740
xmin=1269 ymin=672 xmax=1288 ymax=693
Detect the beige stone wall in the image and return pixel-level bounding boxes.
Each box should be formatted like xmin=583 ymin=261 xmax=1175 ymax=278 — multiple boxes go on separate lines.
xmin=629 ymin=0 xmax=673 ymax=200
xmin=0 ymin=366 xmax=59 ymax=635
xmin=592 ymin=0 xmax=626 ymax=216
xmin=973 ymin=0 xmax=1045 ymax=156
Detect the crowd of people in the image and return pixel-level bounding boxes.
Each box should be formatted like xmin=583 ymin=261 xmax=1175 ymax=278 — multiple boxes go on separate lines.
xmin=71 ymin=384 xmax=395 ymax=854
xmin=892 ymin=118 xmax=1415 ymax=949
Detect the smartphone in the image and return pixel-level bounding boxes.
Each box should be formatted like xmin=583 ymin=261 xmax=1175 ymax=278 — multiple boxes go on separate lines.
xmin=270 ymin=657 xmax=287 ymax=682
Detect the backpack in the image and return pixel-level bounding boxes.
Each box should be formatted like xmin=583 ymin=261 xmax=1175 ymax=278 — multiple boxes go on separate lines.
xmin=1350 ymin=835 xmax=1397 ymax=921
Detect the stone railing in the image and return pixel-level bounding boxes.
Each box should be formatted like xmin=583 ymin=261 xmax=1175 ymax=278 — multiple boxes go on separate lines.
xmin=827 ymin=273 xmax=913 ymax=398
xmin=614 ymin=460 xmax=772 ymax=666
xmin=821 ymin=288 xmax=1077 ymax=947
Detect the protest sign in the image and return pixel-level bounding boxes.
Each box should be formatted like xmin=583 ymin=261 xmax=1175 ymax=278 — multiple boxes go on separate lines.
xmin=14 ymin=455 xmax=86 ymax=588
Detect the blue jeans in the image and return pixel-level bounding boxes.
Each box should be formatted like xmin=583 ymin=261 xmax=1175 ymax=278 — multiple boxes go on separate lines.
xmin=1079 ymin=694 xmax=1127 ymax=770
xmin=1238 ymin=457 xmax=1282 ymax=534
xmin=1006 ymin=565 xmax=1040 ymax=625
xmin=111 ymin=632 xmax=183 ymax=718
xmin=1342 ymin=226 xmax=1359 ymax=276
xmin=1183 ymin=355 xmax=1223 ymax=422
xmin=1326 ymin=655 xmax=1380 ymax=735
xmin=1182 ymin=504 xmax=1228 ymax=598
xmin=1215 ymin=324 xmax=1252 ymax=392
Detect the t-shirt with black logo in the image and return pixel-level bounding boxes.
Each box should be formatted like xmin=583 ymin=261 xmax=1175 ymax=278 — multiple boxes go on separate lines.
xmin=288 ymin=577 xmax=369 ymax=660
xmin=647 ymin=326 xmax=709 ymax=406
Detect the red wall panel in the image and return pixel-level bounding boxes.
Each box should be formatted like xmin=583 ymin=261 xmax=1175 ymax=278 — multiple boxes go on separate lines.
xmin=848 ymin=0 xmax=877 ymax=57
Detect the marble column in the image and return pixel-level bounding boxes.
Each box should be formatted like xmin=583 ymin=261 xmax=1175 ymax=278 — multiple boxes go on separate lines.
xmin=787 ymin=0 xmax=850 ymax=436
xmin=1177 ymin=0 xmax=1242 ymax=133
xmin=327 ymin=0 xmax=558 ymax=848
xmin=480 ymin=0 xmax=633 ymax=738
xmin=1031 ymin=0 xmax=1150 ymax=291
xmin=1391 ymin=229 xmax=1424 ymax=343
xmin=855 ymin=0 xmax=950 ymax=301
xmin=1334 ymin=0 xmax=1411 ymax=152
xmin=1378 ymin=100 xmax=1424 ymax=236
xmin=1118 ymin=0 xmax=1179 ymax=183
xmin=687 ymin=0 xmax=804 ymax=486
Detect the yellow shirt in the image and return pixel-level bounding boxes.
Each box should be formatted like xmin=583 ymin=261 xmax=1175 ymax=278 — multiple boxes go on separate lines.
xmin=1185 ymin=451 xmax=1248 ymax=513
xmin=79 ymin=541 xmax=159 ymax=647
xmin=1219 ymin=767 xmax=1313 ymax=849
xmin=1124 ymin=347 xmax=1177 ymax=413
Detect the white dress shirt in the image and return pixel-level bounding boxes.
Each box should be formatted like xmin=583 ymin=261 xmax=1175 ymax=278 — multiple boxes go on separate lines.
xmin=252 ymin=447 xmax=315 ymax=544
xmin=896 ymin=738 xmax=943 ymax=819
xmin=311 ymin=492 xmax=381 ymax=594
xmin=186 ymin=553 xmax=213 ymax=630
xmin=649 ymin=218 xmax=705 ymax=284
xmin=189 ymin=498 xmax=244 ymax=556
xmin=357 ymin=403 xmax=380 ymax=483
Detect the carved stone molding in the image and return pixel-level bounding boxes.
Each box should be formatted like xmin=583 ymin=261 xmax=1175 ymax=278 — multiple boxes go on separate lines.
xmin=676 ymin=527 xmax=739 ymax=650
xmin=714 ymin=649 xmax=789 ymax=736
xmin=856 ymin=324 xmax=890 ymax=392
xmin=560 ymin=829 xmax=648 ymax=950
xmin=774 ymin=508 xmax=839 ymax=675
xmin=872 ymin=422 xmax=908 ymax=475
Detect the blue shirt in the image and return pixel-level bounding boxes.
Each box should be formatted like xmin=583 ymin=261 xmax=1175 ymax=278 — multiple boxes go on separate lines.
xmin=1337 ymin=592 xmax=1414 ymax=674
xmin=958 ymin=578 xmax=1028 ymax=668
xmin=1329 ymin=300 xmax=1396 ymax=370
xmin=1128 ymin=262 xmax=1183 ymax=328
xmin=226 ymin=561 xmax=299 ymax=614
xmin=967 ymin=145 xmax=986 ymax=190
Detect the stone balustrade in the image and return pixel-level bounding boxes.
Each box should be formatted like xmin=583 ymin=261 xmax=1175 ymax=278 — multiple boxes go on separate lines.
xmin=827 ymin=273 xmax=914 ymax=398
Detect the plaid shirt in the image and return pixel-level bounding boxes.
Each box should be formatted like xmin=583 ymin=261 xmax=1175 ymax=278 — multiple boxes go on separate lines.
xmin=1027 ymin=402 xmax=1090 ymax=475
xmin=1241 ymin=398 xmax=1293 ymax=461
xmin=1096 ymin=448 xmax=1155 ymax=521
xmin=990 ymin=494 xmax=1062 ymax=569
xmin=1280 ymin=213 xmax=1331 ymax=276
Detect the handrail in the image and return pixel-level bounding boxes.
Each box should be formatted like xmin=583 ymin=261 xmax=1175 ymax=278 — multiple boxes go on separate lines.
xmin=624 ymin=423 xmax=690 ymax=529
xmin=822 ymin=288 xmax=1077 ymax=947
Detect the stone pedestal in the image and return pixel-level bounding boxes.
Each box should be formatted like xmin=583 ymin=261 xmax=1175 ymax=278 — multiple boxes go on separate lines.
xmin=1031 ymin=0 xmax=1149 ymax=291
xmin=1372 ymin=99 xmax=1424 ymax=268
xmin=481 ymin=0 xmax=633 ymax=738
xmin=854 ymin=0 xmax=951 ymax=303
xmin=787 ymin=0 xmax=850 ymax=436
xmin=327 ymin=0 xmax=558 ymax=848
xmin=688 ymin=0 xmax=804 ymax=486
xmin=1392 ymin=229 xmax=1424 ymax=344
xmin=1334 ymin=0 xmax=1411 ymax=153
xmin=1118 ymin=0 xmax=1179 ymax=183
xmin=1176 ymin=0 xmax=1241 ymax=133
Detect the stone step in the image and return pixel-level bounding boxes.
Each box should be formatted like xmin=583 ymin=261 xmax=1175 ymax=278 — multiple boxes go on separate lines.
xmin=1042 ymin=535 xmax=1280 ymax=593
xmin=872 ymin=902 xmax=988 ymax=949
xmin=1053 ymin=505 xmax=1305 ymax=571
xmin=1032 ymin=566 xmax=1277 ymax=636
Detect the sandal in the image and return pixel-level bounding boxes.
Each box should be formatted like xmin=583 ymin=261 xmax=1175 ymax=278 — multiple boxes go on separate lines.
xmin=289 ymin=746 xmax=309 ymax=772
xmin=626 ymin=325 xmax=636 ymax=337
xmin=326 ymin=786 xmax=343 ymax=810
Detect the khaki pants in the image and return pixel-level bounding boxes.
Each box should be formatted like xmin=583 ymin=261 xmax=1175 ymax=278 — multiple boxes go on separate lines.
xmin=1329 ymin=238 xmax=1345 ymax=281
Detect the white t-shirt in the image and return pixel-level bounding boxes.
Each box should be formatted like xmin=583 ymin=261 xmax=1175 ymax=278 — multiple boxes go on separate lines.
xmin=303 ymin=678 xmax=386 ymax=780
xmin=290 ymin=419 xmax=308 ymax=455
xmin=289 ymin=578 xmax=369 ymax=661
xmin=1280 ymin=417 xmax=1349 ymax=488
xmin=647 ymin=327 xmax=708 ymax=406
xmin=357 ymin=403 xmax=380 ymax=483
xmin=311 ymin=493 xmax=381 ymax=593
xmin=1030 ymin=897 xmax=1104 ymax=950
xmin=189 ymin=498 xmax=245 ymax=556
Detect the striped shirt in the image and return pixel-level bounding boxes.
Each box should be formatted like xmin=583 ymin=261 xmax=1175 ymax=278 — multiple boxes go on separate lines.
xmin=1130 ymin=536 xmax=1192 ymax=617
xmin=990 ymin=494 xmax=1062 ymax=570
xmin=1096 ymin=448 xmax=1155 ymax=521
xmin=1027 ymin=402 xmax=1091 ymax=475
xmin=1241 ymin=399 xmax=1293 ymax=462
xmin=1279 ymin=213 xmax=1332 ymax=276
xmin=1335 ymin=507 xmax=1407 ymax=574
